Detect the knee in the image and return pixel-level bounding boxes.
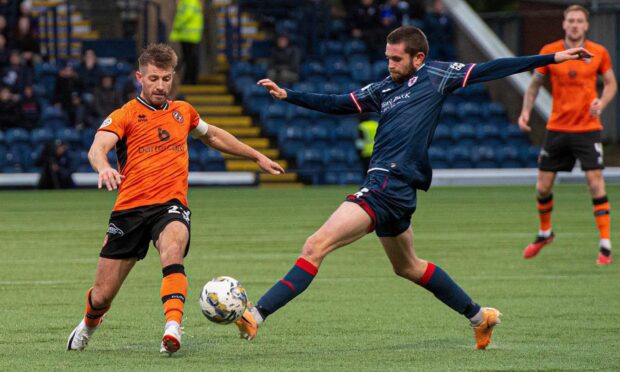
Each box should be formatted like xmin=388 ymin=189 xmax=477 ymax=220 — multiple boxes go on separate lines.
xmin=536 ymin=186 xmax=552 ymax=199
xmin=91 ymin=287 xmax=113 ymax=308
xmin=393 ymin=258 xmax=426 ymax=282
xmin=301 ymin=234 xmax=328 ymax=262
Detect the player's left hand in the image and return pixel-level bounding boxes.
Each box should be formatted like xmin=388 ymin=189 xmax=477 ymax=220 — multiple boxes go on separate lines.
xmin=256 ymin=155 xmax=285 ymax=175
xmin=590 ymin=98 xmax=603 ymax=116
xmin=554 ymin=47 xmax=593 ymax=63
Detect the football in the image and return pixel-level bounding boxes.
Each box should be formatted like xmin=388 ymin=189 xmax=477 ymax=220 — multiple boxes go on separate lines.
xmin=199 ymin=276 xmax=248 ymax=324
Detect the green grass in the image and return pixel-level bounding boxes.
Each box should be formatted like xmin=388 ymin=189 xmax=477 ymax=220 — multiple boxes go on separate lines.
xmin=0 ymin=185 xmax=619 ymax=371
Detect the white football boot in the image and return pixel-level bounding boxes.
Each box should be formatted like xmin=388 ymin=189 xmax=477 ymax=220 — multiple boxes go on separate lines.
xmin=160 ymin=321 xmax=183 ymax=354
xmin=67 ymin=320 xmax=97 ymax=351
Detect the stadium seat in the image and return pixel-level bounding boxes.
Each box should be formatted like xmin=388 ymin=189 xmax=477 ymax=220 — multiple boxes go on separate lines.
xmin=297 ymin=147 xmax=326 ymax=184
xmin=304 ymin=124 xmax=331 ymax=147
xmin=0 ymin=130 xmax=4 ymax=145
xmin=448 ymin=145 xmax=472 ymax=168
xmin=458 ymin=102 xmax=484 ymax=124
xmin=5 ymin=128 xmax=30 ymax=145
xmin=476 ymin=124 xmax=503 ymax=147
xmin=428 ymin=146 xmax=450 ymax=169
xmin=40 ymin=106 xmax=69 ymax=129
xmin=440 ymin=101 xmax=458 ymax=122
xmin=519 ymin=145 xmax=540 ymax=168
xmin=432 ymin=125 xmax=453 ymax=147
xmin=278 ymin=125 xmax=306 ymax=157
xmin=320 ymin=40 xmax=345 ymax=57
xmin=372 ymin=60 xmax=388 ymax=80
xmin=292 ymin=81 xmax=318 ymax=93
xmin=55 ymin=128 xmax=82 ymax=147
xmin=81 ymin=128 xmax=97 ymax=148
xmin=199 ymin=148 xmax=226 ymax=171
xmin=344 ymin=39 xmax=367 ymax=55
xmin=471 ymin=145 xmax=498 ymax=168
xmin=30 ymin=128 xmax=55 ymax=146
xmin=234 ymin=75 xmax=257 ymax=95
xmin=2 ymin=151 xmax=23 ymax=173
xmin=301 ymin=61 xmax=326 ymax=81
xmin=350 ymin=60 xmax=372 ymax=84
xmin=451 ymin=123 xmax=477 ymax=147
xmin=495 ymin=145 xmax=522 ymax=168
xmin=322 ymin=82 xmax=341 ymax=94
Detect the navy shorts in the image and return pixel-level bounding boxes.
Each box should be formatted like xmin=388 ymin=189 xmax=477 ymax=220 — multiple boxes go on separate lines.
xmin=100 ymin=199 xmax=191 ymax=260
xmin=345 ymin=171 xmax=417 ymax=237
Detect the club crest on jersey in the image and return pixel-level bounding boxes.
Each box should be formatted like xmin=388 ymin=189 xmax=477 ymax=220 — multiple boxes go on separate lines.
xmin=408 ymin=76 xmax=418 ymax=87
xmin=172 ymin=110 xmax=184 ymax=123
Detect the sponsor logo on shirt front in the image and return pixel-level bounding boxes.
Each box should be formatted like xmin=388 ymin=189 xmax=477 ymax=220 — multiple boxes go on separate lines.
xmin=381 ymin=92 xmax=411 ymax=111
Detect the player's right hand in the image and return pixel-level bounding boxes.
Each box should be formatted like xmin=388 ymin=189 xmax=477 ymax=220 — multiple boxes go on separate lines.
xmin=98 ymin=167 xmax=125 ymax=191
xmin=257 ymin=79 xmax=288 ymax=100
xmin=518 ymin=112 xmax=531 ymax=132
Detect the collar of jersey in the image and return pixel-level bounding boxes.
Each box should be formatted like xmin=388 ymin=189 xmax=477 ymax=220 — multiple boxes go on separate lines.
xmin=136 ymin=96 xmax=169 ymax=111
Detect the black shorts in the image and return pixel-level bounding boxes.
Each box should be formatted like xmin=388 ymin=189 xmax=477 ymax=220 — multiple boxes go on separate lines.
xmin=345 ymin=171 xmax=417 ymax=237
xmin=100 ymin=199 xmax=191 ymax=260
xmin=539 ymin=130 xmax=604 ymax=172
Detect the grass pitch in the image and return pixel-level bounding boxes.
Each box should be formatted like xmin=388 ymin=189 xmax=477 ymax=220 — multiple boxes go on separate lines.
xmin=0 ymin=185 xmax=618 ymax=371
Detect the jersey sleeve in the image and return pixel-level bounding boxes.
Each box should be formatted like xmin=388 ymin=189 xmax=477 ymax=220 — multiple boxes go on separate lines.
xmin=426 ymin=61 xmax=476 ymax=95
xmin=350 ymin=81 xmax=384 ymax=112
xmin=535 ymin=45 xmax=552 ymax=76
xmin=188 ymin=103 xmax=200 ymax=130
xmin=598 ymin=47 xmax=612 ymax=75
xmin=97 ymin=108 xmax=128 ymax=139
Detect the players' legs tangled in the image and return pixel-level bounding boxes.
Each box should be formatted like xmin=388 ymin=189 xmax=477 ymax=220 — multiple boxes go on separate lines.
xmin=237 ymin=202 xmax=373 ymax=340
xmin=585 ymin=170 xmax=612 ymax=265
xmin=67 ymin=257 xmax=136 ymax=351
xmin=380 ymin=228 xmax=500 ymax=349
xmin=155 ymin=221 xmax=190 ymax=354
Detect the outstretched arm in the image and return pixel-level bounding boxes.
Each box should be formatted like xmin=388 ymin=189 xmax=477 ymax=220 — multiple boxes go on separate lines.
xmin=518 ymin=73 xmax=547 ymax=133
xmin=200 ymin=124 xmax=284 ymax=175
xmin=467 ymin=47 xmax=592 ymax=85
xmin=257 ymin=79 xmax=370 ymax=115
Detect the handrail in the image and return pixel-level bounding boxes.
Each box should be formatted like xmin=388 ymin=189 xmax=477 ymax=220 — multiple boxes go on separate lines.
xmin=442 ymin=0 xmax=553 ymax=120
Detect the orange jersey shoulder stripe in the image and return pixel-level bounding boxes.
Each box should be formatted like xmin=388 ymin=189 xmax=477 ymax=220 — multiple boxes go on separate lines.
xmin=535 ymin=40 xmax=612 ymax=133
xmin=97 ymin=99 xmax=201 ymax=211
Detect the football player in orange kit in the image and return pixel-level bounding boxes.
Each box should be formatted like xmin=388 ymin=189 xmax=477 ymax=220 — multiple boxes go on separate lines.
xmin=66 ymin=44 xmax=284 ymax=354
xmin=519 ymin=5 xmax=617 ymax=265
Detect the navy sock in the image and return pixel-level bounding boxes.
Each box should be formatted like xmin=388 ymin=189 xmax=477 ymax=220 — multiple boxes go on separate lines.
xmin=256 ymin=257 xmax=318 ymax=318
xmin=417 ymin=262 xmax=480 ymax=319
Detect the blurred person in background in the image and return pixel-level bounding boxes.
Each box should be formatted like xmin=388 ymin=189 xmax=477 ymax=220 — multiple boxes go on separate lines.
xmin=93 ymin=75 xmax=122 ymax=120
xmin=267 ymin=34 xmax=300 ymax=85
xmin=169 ymin=0 xmax=204 ymax=85
xmin=18 ymin=84 xmax=39 ymax=129
xmin=2 ymin=50 xmax=32 ymax=94
xmin=0 ymin=85 xmax=20 ymax=129
xmin=37 ymin=139 xmax=75 ymax=189
xmin=77 ymin=49 xmax=102 ymax=96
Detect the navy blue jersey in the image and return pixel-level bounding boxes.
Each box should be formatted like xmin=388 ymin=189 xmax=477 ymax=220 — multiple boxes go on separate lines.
xmin=285 ymin=54 xmax=556 ymax=190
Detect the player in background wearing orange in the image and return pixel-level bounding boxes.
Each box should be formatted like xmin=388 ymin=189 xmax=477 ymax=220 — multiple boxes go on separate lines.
xmin=519 ymin=5 xmax=617 ymax=265
xmin=66 ymin=44 xmax=284 ymax=354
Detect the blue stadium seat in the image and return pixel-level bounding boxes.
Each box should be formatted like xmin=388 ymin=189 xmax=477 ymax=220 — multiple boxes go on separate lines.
xmin=320 ymin=40 xmax=345 ymax=57
xmin=519 ymin=145 xmax=540 ymax=168
xmin=481 ymin=102 xmax=507 ymax=122
xmin=2 ymin=150 xmax=23 ymax=173
xmin=30 ymin=127 xmax=55 ymax=146
xmin=234 ymin=75 xmax=257 ymax=95
xmin=350 ymin=60 xmax=372 ymax=84
xmin=0 ymin=130 xmax=4 ymax=145
xmin=496 ymin=145 xmax=522 ymax=168
xmin=287 ymin=104 xmax=315 ymax=120
xmin=304 ymin=124 xmax=330 ymax=147
xmin=476 ymin=124 xmax=503 ymax=147
xmin=297 ymin=146 xmax=325 ymax=184
xmin=458 ymin=102 xmax=484 ymax=124
xmin=338 ymin=170 xmax=364 ymax=185
xmin=471 ymin=145 xmax=498 ymax=168
xmin=292 ymin=81 xmax=317 ymax=93
xmin=448 ymin=145 xmax=472 ymax=168
xmin=40 ymin=106 xmax=69 ymax=129
xmin=344 ymin=39 xmax=367 ymax=55
xmin=5 ymin=128 xmax=30 ymax=145
xmin=199 ymin=148 xmax=226 ymax=171
xmin=302 ymin=61 xmax=326 ymax=81
xmin=440 ymin=101 xmax=458 ymax=122
xmin=55 ymin=128 xmax=82 ymax=147
xmin=325 ymin=59 xmax=350 ymax=79
xmin=332 ymin=120 xmax=358 ymax=146
xmin=451 ymin=123 xmax=476 ymax=147
xmin=428 ymin=146 xmax=449 ymax=169
xmin=372 ymin=60 xmax=388 ymax=80
xmin=279 ymin=125 xmax=305 ymax=157
xmin=322 ymin=82 xmax=341 ymax=95
xmin=81 ymin=128 xmax=96 ymax=148
xmin=432 ymin=125 xmax=452 ymax=147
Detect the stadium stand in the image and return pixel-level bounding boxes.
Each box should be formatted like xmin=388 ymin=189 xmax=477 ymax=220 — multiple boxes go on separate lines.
xmin=0 ymin=0 xmax=542 ymax=187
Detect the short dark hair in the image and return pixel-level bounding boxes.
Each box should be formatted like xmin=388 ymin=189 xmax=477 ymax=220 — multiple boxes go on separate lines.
xmin=386 ymin=26 xmax=429 ymax=59
xmin=138 ymin=43 xmax=178 ymax=72
xmin=564 ymin=4 xmax=589 ymax=21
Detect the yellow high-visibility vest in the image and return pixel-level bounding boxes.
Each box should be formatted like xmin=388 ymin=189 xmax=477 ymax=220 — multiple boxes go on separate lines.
xmin=359 ymin=120 xmax=378 ymax=158
xmin=169 ymin=0 xmax=204 ymax=44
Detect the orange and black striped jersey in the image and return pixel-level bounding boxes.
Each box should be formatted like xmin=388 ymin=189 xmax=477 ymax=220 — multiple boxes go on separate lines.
xmin=97 ymin=97 xmax=206 ymax=211
xmin=535 ymin=40 xmax=612 ymax=132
